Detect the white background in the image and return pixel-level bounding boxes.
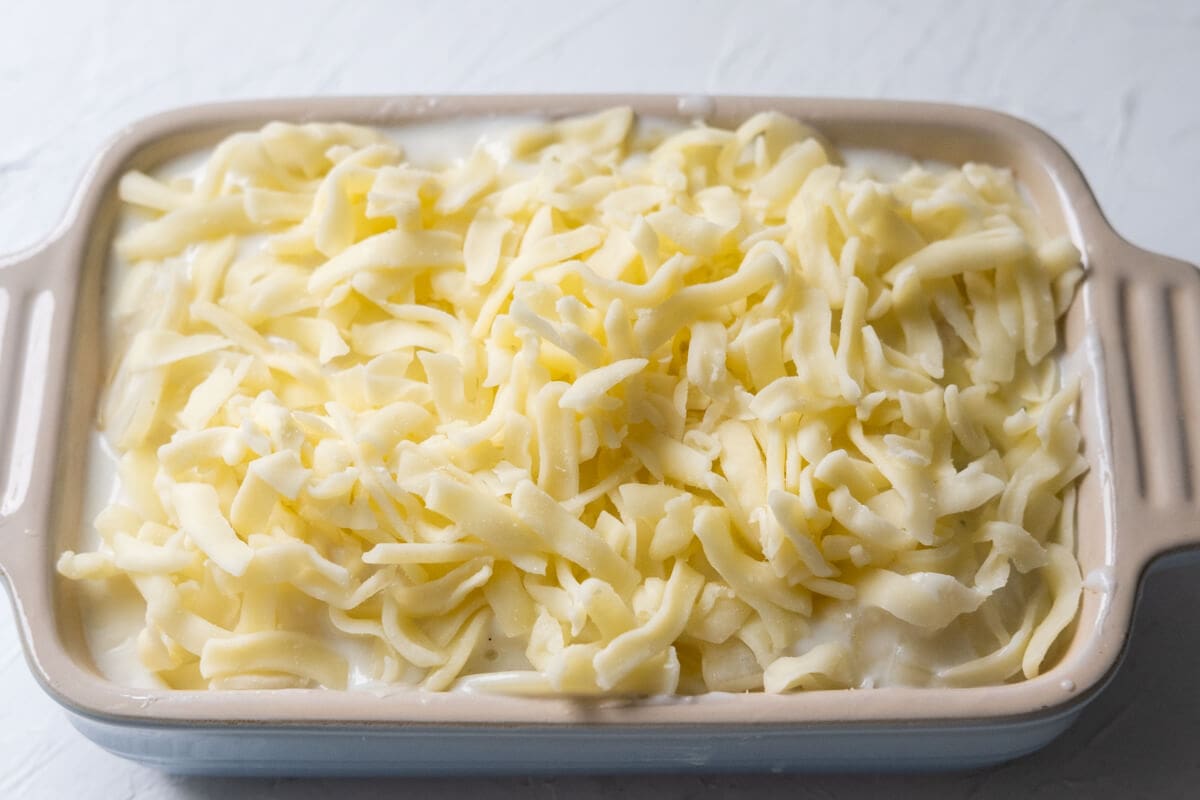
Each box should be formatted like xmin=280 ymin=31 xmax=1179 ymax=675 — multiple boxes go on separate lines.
xmin=2 ymin=1 xmax=1198 ymax=796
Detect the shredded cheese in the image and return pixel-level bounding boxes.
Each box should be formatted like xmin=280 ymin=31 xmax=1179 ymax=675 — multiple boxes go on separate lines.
xmin=60 ymin=109 xmax=1086 ymax=694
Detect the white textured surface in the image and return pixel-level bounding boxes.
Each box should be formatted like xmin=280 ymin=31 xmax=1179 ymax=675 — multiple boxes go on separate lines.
xmin=2 ymin=1 xmax=1198 ymax=796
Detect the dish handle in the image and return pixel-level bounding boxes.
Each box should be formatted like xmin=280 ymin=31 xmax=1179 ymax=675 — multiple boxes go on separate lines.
xmin=0 ymin=237 xmax=62 ymax=607
xmin=1096 ymin=237 xmax=1200 ymax=572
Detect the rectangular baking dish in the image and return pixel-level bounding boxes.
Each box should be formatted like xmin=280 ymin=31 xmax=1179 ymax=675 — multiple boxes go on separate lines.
xmin=0 ymin=95 xmax=1197 ymax=776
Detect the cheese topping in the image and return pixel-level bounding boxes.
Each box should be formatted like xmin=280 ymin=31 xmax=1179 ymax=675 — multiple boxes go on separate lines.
xmin=59 ymin=109 xmax=1086 ymax=694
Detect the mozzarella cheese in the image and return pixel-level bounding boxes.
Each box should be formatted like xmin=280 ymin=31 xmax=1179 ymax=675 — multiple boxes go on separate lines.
xmin=60 ymin=109 xmax=1086 ymax=694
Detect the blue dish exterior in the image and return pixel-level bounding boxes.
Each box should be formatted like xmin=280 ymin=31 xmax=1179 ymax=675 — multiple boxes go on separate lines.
xmin=69 ymin=705 xmax=1088 ymax=776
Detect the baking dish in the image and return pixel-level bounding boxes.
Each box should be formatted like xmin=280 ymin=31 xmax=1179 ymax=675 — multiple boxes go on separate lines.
xmin=0 ymin=95 xmax=1197 ymax=776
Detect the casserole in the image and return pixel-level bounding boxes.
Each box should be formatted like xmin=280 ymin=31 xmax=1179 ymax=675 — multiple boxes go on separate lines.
xmin=0 ymin=95 xmax=1197 ymax=775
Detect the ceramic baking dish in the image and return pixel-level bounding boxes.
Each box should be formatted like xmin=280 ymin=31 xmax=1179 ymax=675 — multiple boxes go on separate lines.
xmin=0 ymin=95 xmax=1197 ymax=776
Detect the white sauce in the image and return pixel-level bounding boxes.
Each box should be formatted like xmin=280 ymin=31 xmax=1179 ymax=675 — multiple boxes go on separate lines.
xmin=75 ymin=432 xmax=160 ymax=688
xmin=77 ymin=114 xmax=976 ymax=692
